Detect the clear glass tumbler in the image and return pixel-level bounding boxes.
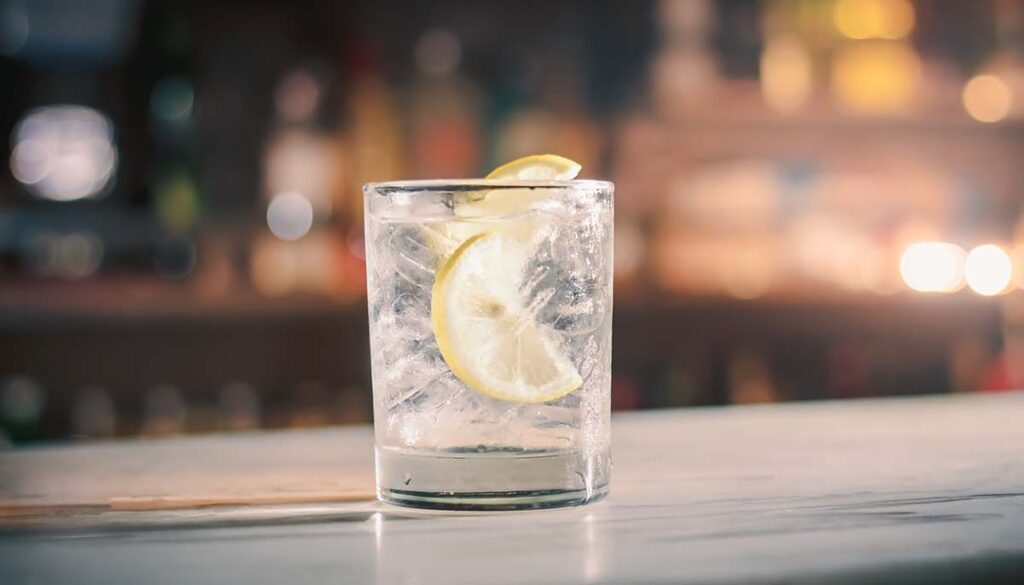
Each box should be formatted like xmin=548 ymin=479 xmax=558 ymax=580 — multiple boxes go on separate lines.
xmin=363 ymin=179 xmax=613 ymax=510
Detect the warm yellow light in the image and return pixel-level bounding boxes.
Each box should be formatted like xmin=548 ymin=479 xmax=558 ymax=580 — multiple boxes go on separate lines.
xmin=251 ymin=238 xmax=298 ymax=297
xmin=882 ymin=0 xmax=915 ymax=39
xmin=832 ymin=42 xmax=921 ymax=114
xmin=761 ymin=36 xmax=813 ymax=114
xmin=834 ymin=0 xmax=914 ymax=40
xmin=962 ymin=74 xmax=1013 ymax=123
xmin=834 ymin=0 xmax=874 ymax=40
xmin=965 ymin=244 xmax=1013 ymax=296
xmin=1013 ymin=244 xmax=1024 ymax=289
xmin=899 ymin=242 xmax=965 ymax=293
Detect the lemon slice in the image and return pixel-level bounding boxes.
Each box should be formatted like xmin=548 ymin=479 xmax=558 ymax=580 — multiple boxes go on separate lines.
xmin=432 ymin=231 xmax=582 ymax=403
xmin=463 ymin=154 xmax=582 ymax=214
xmin=485 ymin=154 xmax=582 ymax=181
xmin=443 ymin=154 xmax=583 ymax=246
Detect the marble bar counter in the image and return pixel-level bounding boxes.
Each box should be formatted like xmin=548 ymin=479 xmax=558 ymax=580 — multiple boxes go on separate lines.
xmin=2 ymin=392 xmax=1023 ymax=584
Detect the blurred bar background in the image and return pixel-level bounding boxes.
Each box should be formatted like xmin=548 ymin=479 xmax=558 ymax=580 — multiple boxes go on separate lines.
xmin=1 ymin=0 xmax=1023 ymax=443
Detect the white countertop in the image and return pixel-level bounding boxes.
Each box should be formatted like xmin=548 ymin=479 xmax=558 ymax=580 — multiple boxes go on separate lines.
xmin=2 ymin=392 xmax=1024 ymax=583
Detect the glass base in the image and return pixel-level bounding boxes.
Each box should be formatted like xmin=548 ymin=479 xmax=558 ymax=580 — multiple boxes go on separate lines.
xmin=379 ymin=485 xmax=609 ymax=511
xmin=375 ymin=446 xmax=610 ymax=511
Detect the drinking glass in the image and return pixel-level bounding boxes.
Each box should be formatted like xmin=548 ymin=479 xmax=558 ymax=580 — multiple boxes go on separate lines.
xmin=363 ymin=179 xmax=613 ymax=510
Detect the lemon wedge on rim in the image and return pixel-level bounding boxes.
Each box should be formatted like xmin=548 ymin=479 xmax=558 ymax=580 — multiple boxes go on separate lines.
xmin=438 ymin=154 xmax=583 ymax=247
xmin=485 ymin=153 xmax=582 ymax=181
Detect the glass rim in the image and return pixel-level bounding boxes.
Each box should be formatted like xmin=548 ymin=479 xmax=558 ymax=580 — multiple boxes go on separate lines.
xmin=364 ymin=178 xmax=614 ymax=193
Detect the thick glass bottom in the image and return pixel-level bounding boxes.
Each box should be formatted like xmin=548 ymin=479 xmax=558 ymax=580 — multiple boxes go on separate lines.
xmin=379 ymin=485 xmax=608 ymax=511
xmin=375 ymin=446 xmax=610 ymax=511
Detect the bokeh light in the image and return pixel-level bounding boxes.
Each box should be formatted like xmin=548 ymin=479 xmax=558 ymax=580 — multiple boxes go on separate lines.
xmin=415 ymin=29 xmax=461 ymax=77
xmin=150 ymin=76 xmax=195 ymax=123
xmin=251 ymin=237 xmax=299 ymax=296
xmin=154 ymin=236 xmax=197 ymax=279
xmin=1013 ymin=244 xmax=1024 ymax=290
xmin=72 ymin=385 xmax=116 ymax=438
xmin=760 ymin=36 xmax=812 ymax=114
xmin=21 ymin=231 xmax=103 ymax=278
xmin=832 ymin=43 xmax=921 ymax=114
xmin=58 ymin=232 xmax=103 ymax=278
xmin=141 ymin=384 xmax=187 ymax=436
xmin=899 ymin=242 xmax=965 ymax=293
xmin=274 ymin=70 xmax=321 ymax=122
xmin=964 ymin=244 xmax=1013 ymax=296
xmin=962 ymin=74 xmax=1013 ymax=123
xmin=0 ymin=377 xmax=46 ymax=426
xmin=346 ymin=228 xmax=365 ymax=261
xmin=264 ymin=129 xmax=336 ymax=214
xmin=833 ymin=0 xmax=915 ymax=40
xmin=9 ymin=105 xmax=117 ymax=201
xmin=267 ymin=191 xmax=314 ymax=241
xmin=219 ymin=382 xmax=261 ymax=431
xmin=614 ymin=220 xmax=645 ymax=281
